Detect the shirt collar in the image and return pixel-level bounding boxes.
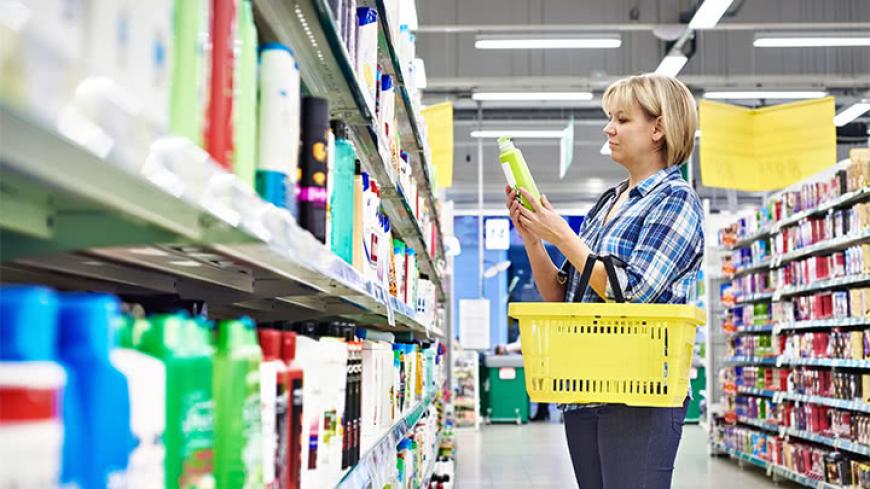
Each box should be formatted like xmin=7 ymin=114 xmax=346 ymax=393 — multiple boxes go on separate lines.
xmin=619 ymin=165 xmax=683 ymax=199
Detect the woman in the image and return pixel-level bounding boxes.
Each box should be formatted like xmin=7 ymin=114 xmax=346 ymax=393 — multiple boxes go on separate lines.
xmin=505 ymin=73 xmax=704 ymax=489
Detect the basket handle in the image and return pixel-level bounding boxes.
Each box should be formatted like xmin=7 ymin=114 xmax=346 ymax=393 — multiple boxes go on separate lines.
xmin=575 ymin=254 xmax=627 ymax=303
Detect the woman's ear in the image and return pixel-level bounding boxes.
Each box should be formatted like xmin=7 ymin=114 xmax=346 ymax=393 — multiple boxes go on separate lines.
xmin=652 ymin=116 xmax=665 ymax=143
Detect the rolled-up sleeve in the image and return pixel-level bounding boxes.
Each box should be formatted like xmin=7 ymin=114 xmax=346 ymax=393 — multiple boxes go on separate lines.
xmin=608 ymin=188 xmax=704 ymax=303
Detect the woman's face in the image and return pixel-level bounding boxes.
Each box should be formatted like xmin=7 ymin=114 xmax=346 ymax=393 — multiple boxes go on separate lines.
xmin=603 ymin=100 xmax=663 ymax=167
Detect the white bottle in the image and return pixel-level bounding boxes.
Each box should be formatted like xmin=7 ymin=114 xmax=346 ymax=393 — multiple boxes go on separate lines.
xmin=110 ymin=348 xmax=166 ymax=489
xmin=0 ymin=362 xmax=66 ymax=488
xmin=257 ymin=44 xmax=301 ymax=208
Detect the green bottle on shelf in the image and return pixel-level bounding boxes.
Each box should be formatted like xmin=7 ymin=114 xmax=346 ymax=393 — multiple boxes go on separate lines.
xmin=139 ymin=314 xmax=216 ymax=489
xmin=232 ymin=0 xmax=258 ymax=188
xmin=213 ymin=318 xmax=263 ymax=488
xmin=498 ymin=136 xmax=541 ymax=210
xmin=169 ymin=0 xmax=210 ymax=146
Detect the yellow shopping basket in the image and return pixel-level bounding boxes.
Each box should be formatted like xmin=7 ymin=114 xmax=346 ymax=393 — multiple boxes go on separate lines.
xmin=508 ymin=254 xmax=706 ymax=408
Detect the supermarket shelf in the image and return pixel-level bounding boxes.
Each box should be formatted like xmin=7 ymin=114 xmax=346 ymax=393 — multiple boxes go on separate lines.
xmin=772 ymin=392 xmax=870 ymax=414
xmin=729 ymin=228 xmax=775 ymax=251
xmin=252 ymin=0 xmax=444 ymax=296
xmin=731 ymin=324 xmax=776 ymax=335
xmin=724 ymin=356 xmax=778 ymax=366
xmin=773 ymin=186 xmax=870 ymax=233
xmin=775 ymin=317 xmax=870 ymax=332
xmin=714 ymin=443 xmax=843 ymax=489
xmin=770 ymin=465 xmax=844 ymax=489
xmin=777 ymin=357 xmax=870 ymax=369
xmin=737 ymin=416 xmax=780 ymax=433
xmin=731 ymin=258 xmax=774 ymax=278
xmin=714 ymin=443 xmax=769 ymax=470
xmin=0 ymin=107 xmax=255 ymax=257
xmin=776 ymin=273 xmax=870 ymax=300
xmin=774 ymin=230 xmax=870 ymax=268
xmin=0 ymin=108 xmax=441 ymax=337
xmin=781 ymin=426 xmax=870 ymax=457
xmin=335 ymin=392 xmax=436 ymax=489
xmin=736 ymin=291 xmax=775 ymax=304
xmin=421 ymin=432 xmax=444 ymax=489
xmin=736 ymin=386 xmax=777 ymax=398
xmin=373 ymin=0 xmax=445 ymax=262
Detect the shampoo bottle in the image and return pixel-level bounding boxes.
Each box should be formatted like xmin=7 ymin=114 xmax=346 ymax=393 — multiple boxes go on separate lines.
xmin=256 ymin=43 xmax=301 ymax=213
xmin=298 ymin=96 xmax=331 ymax=242
xmin=214 ymin=318 xmax=263 ymax=488
xmin=206 ymin=0 xmax=238 ymax=169
xmin=112 ymin=316 xmax=167 ymax=489
xmin=257 ymin=327 xmax=287 ymax=489
xmin=232 ymin=0 xmax=258 ymax=188
xmin=0 ymin=287 xmax=65 ymax=488
xmin=498 ymin=136 xmax=541 ymax=210
xmin=57 ymin=293 xmax=133 ymax=489
xmin=170 ymin=0 xmax=211 ymax=145
xmin=352 ymin=161 xmax=365 ymax=272
xmin=330 ymin=120 xmax=357 ymax=265
xmin=139 ymin=315 xmax=215 ymax=489
xmin=280 ymin=327 xmax=304 ymax=489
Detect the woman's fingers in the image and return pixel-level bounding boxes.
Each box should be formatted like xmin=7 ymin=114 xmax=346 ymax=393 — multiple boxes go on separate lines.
xmin=518 ymin=188 xmax=542 ymax=212
xmin=541 ymin=194 xmax=555 ymax=211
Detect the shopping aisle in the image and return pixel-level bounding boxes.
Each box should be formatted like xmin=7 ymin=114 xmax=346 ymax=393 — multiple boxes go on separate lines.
xmin=455 ymin=423 xmax=801 ymax=489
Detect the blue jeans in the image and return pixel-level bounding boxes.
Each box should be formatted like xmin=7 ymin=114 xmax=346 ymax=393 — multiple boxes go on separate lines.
xmin=563 ymin=397 xmax=689 ymax=489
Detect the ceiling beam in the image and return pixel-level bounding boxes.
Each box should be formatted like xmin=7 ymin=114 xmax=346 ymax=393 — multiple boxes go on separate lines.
xmin=415 ymin=22 xmax=870 ymax=34
xmin=425 ymin=75 xmax=870 ymax=92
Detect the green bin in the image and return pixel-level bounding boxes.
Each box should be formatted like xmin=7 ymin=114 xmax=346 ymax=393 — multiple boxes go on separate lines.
xmin=483 ymin=354 xmax=529 ymax=424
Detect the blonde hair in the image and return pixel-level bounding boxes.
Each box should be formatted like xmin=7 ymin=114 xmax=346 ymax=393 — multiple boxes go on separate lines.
xmin=602 ymin=74 xmax=698 ymax=167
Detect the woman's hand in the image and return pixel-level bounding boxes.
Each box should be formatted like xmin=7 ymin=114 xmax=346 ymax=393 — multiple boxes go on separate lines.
xmin=511 ymin=188 xmax=574 ymax=247
xmin=505 ymin=185 xmax=541 ymax=245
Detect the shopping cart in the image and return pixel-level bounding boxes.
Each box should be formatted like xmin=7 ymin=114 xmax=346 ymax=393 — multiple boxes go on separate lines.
xmin=508 ymin=254 xmax=705 ymax=407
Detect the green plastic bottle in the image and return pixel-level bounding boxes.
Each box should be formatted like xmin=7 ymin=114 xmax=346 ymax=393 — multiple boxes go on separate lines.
xmin=233 ymin=0 xmax=258 ymax=188
xmin=498 ymin=136 xmax=541 ymax=210
xmin=139 ymin=314 xmax=215 ymax=489
xmin=213 ymin=318 xmax=263 ymax=488
xmin=170 ymin=0 xmax=210 ymax=145
xmin=330 ymin=121 xmax=357 ymax=265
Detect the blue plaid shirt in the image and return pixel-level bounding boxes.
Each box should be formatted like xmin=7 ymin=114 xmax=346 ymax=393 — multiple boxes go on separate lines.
xmin=562 ymin=165 xmax=704 ymax=305
xmin=559 ymin=165 xmax=704 ymax=410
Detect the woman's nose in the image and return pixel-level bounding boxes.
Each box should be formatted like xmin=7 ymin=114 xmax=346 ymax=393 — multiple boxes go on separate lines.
xmin=603 ymin=122 xmax=615 ymax=136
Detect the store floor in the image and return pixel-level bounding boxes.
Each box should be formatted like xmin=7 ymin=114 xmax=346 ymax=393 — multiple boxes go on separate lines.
xmin=455 ymin=421 xmax=801 ymax=489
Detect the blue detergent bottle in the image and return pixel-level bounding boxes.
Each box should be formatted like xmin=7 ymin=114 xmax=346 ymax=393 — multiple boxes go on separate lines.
xmin=58 ymin=293 xmax=134 ymax=488
xmin=0 ymin=286 xmax=66 ymax=487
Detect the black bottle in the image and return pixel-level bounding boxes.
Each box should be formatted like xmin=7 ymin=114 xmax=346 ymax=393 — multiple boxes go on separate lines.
xmin=298 ymin=96 xmax=331 ymax=242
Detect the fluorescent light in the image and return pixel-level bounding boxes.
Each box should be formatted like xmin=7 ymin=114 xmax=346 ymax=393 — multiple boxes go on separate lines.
xmin=655 ymin=55 xmax=688 ymax=77
xmin=475 ymin=38 xmax=622 ymax=50
xmin=688 ymin=0 xmax=734 ymax=30
xmin=600 ymin=141 xmax=611 ymax=155
xmin=754 ymin=37 xmax=870 ymax=48
xmin=834 ymin=101 xmax=870 ymax=127
xmin=471 ymin=130 xmax=565 ymax=139
xmin=413 ymin=58 xmax=427 ymax=89
xmin=472 ymin=91 xmax=594 ymax=102
xmin=704 ymin=91 xmax=827 ymax=100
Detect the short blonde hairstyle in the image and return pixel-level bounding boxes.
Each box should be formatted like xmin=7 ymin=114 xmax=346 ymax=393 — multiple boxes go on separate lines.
xmin=602 ymin=74 xmax=698 ymax=167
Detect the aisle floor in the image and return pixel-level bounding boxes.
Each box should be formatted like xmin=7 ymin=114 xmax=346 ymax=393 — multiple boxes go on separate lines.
xmin=455 ymin=421 xmax=801 ymax=488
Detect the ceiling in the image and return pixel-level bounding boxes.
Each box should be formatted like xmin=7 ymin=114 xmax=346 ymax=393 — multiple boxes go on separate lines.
xmin=414 ymin=0 xmax=870 ymax=212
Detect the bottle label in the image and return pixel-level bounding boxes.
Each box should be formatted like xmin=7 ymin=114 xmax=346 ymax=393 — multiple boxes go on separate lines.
xmin=500 ymin=164 xmax=517 ymax=188
xmin=298 ymin=186 xmax=328 ymax=204
xmin=180 ymin=394 xmax=215 ymax=488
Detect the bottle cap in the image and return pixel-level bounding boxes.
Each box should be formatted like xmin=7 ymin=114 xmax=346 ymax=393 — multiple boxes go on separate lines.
xmin=302 ymin=96 xmax=330 ymax=130
xmin=0 ymin=286 xmax=58 ymax=361
xmin=331 ymin=120 xmax=349 ymax=140
xmin=497 ymin=135 xmax=515 ymax=152
xmin=258 ymin=328 xmax=282 ymax=361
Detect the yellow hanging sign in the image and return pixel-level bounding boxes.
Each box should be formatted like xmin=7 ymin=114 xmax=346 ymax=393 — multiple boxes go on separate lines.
xmin=699 ymin=97 xmax=837 ymax=191
xmin=421 ymin=101 xmax=454 ymax=189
